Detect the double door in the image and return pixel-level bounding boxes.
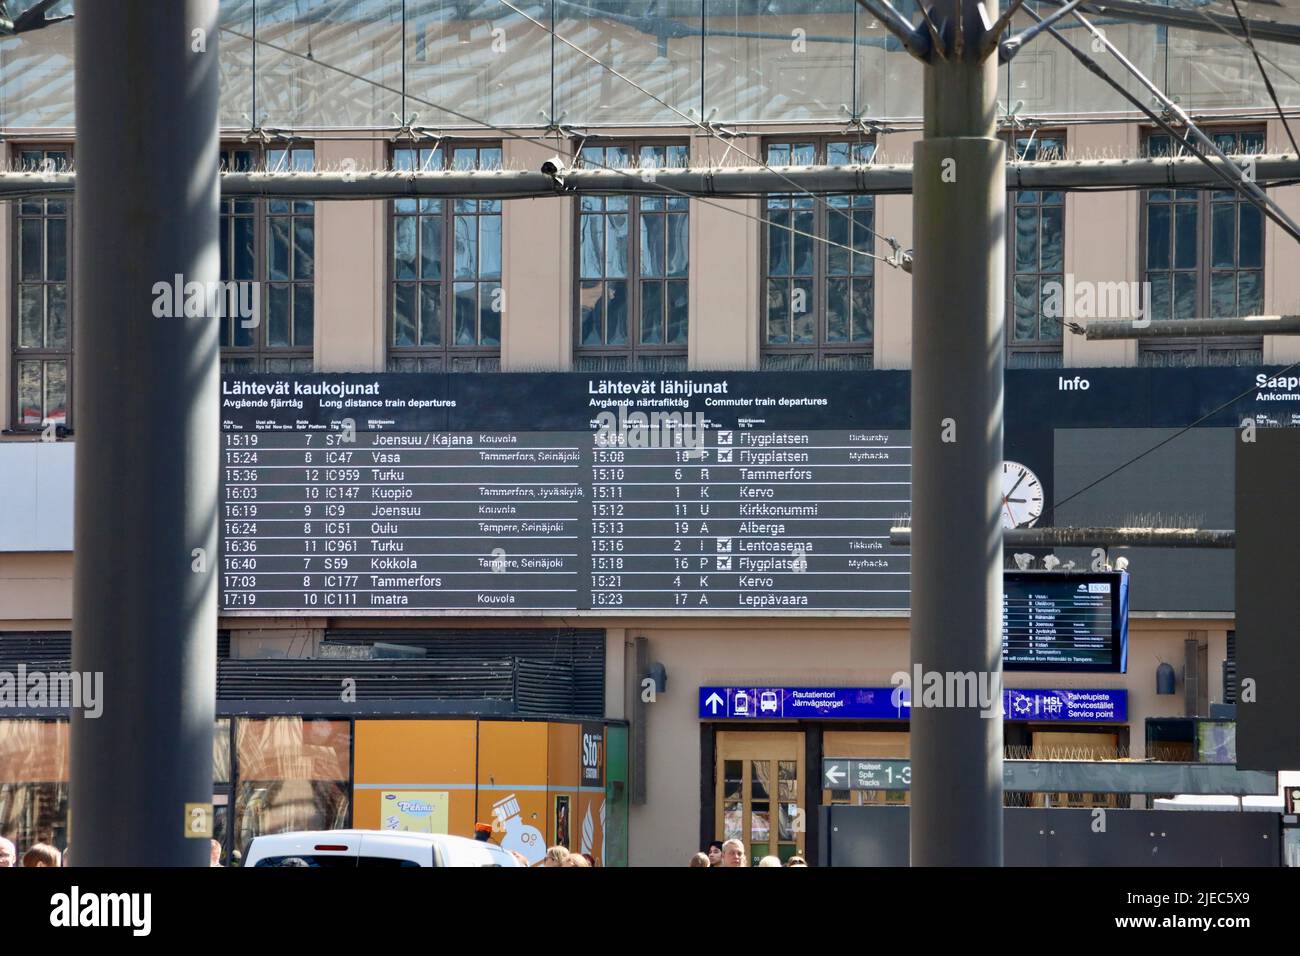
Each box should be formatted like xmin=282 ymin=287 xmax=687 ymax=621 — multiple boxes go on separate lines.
xmin=714 ymin=731 xmax=804 ymax=864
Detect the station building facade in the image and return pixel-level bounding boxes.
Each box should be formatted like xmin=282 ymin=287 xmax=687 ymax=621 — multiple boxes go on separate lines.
xmin=1 ymin=2 xmax=1299 ymax=865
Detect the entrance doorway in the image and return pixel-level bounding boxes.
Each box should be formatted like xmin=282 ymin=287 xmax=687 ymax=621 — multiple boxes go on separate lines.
xmin=715 ymin=731 xmax=804 ymax=864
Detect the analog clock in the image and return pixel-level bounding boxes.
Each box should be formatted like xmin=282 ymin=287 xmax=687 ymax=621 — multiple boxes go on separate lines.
xmin=1001 ymin=460 xmax=1044 ymax=529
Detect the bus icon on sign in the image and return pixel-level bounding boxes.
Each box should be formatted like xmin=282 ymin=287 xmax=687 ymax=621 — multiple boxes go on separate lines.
xmin=760 ymin=691 xmax=779 ymax=714
xmin=733 ymin=691 xmax=749 ymax=715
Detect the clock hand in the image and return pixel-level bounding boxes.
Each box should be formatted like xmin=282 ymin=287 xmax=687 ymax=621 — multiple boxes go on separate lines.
xmin=1007 ymin=471 xmax=1029 ymax=496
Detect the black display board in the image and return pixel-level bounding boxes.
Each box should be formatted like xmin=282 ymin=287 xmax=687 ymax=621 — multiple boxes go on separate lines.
xmin=1002 ymin=571 xmax=1128 ymax=672
xmin=219 ymin=367 xmax=1299 ymax=616
xmin=1235 ymin=428 xmax=1300 ymax=770
xmin=220 ymin=371 xmax=912 ymax=612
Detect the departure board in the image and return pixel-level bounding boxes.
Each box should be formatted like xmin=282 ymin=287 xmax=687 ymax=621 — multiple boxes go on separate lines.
xmin=1002 ymin=571 xmax=1129 ymax=672
xmin=219 ymin=372 xmax=914 ymax=614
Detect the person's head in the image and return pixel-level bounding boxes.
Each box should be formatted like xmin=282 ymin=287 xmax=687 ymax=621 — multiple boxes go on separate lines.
xmin=22 ymin=844 xmax=61 ymax=868
xmin=0 ymin=837 xmax=15 ymax=867
xmin=786 ymin=855 xmax=808 ymax=867
xmin=720 ymin=838 xmax=746 ymax=867
xmin=689 ymin=852 xmax=711 ymax=867
xmin=707 ymin=840 xmax=724 ymax=866
xmin=757 ymin=855 xmax=782 ymax=867
xmin=210 ymin=839 xmax=222 ymax=866
xmin=542 ymin=845 xmax=569 ymax=867
xmin=560 ymin=852 xmax=589 ymax=867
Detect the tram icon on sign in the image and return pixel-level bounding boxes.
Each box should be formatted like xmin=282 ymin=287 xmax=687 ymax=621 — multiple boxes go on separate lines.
xmin=733 ymin=690 xmax=750 ymax=715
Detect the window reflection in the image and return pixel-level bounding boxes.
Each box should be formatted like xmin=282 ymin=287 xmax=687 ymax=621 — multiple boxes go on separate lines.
xmin=0 ymin=720 xmax=69 ymax=853
xmin=233 ymin=718 xmax=351 ymax=857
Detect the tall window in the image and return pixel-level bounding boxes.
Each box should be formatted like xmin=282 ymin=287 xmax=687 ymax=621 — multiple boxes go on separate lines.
xmin=12 ymin=146 xmax=72 ymax=428
xmin=389 ymin=142 xmax=502 ymax=372
xmin=219 ymin=145 xmax=315 ymax=373
xmin=762 ymin=138 xmax=875 ymax=369
xmin=1141 ymin=128 xmax=1265 ymax=366
xmin=574 ymin=141 xmax=689 ymax=372
xmin=1007 ymin=131 xmax=1065 ymax=368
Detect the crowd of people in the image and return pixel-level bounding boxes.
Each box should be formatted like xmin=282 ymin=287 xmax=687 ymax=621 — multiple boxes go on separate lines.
xmin=4 ymin=833 xmax=803 ymax=867
xmin=1 ymin=837 xmax=230 ymax=867
xmin=0 ymin=837 xmax=62 ymax=867
xmin=538 ymin=846 xmax=596 ymax=866
xmin=691 ymin=839 xmax=807 ymax=867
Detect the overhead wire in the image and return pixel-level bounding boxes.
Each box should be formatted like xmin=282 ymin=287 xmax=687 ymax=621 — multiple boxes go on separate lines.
xmin=216 ymin=24 xmax=899 ymax=267
xmin=1226 ymin=0 xmax=1300 ymax=156
xmin=495 ymin=0 xmax=908 ymax=267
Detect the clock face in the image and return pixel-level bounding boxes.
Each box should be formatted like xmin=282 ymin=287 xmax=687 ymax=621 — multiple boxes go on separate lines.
xmin=1001 ymin=460 xmax=1044 ymax=529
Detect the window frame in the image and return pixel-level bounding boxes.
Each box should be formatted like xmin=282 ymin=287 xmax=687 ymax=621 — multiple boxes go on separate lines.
xmin=386 ymin=140 xmax=504 ymax=373
xmin=10 ymin=143 xmax=74 ymax=431
xmin=218 ymin=143 xmax=317 ymax=374
xmin=1005 ymin=129 xmax=1066 ymax=369
xmin=571 ymin=137 xmax=691 ymax=372
xmin=1138 ymin=125 xmax=1265 ymax=367
xmin=759 ymin=134 xmax=876 ymax=371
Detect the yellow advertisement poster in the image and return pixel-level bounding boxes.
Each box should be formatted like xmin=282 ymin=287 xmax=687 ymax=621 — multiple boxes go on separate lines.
xmin=380 ymin=791 xmax=449 ymax=834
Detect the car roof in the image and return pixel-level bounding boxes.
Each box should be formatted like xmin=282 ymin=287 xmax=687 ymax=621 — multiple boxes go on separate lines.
xmin=245 ymin=829 xmax=520 ymax=866
xmin=249 ymin=829 xmax=475 ymax=847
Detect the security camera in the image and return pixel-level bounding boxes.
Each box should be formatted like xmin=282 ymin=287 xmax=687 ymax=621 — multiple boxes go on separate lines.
xmin=540 ymin=156 xmax=568 ymax=186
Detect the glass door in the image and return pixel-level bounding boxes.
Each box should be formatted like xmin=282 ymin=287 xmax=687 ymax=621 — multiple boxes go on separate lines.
xmin=715 ymin=732 xmax=804 ymax=864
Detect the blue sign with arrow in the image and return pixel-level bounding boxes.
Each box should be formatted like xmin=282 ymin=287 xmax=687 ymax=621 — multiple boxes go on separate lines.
xmin=698 ymin=686 xmax=1126 ymax=722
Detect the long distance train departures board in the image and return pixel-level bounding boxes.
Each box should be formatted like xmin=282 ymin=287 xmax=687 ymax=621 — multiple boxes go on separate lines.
xmin=220 ymin=372 xmax=914 ymax=614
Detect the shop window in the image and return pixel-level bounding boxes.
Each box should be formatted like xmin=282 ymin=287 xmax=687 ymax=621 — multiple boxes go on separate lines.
xmin=0 ymin=719 xmax=70 ymax=853
xmin=233 ymin=717 xmax=351 ymax=858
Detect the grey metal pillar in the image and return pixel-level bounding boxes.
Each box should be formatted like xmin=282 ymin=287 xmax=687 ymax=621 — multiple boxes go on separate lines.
xmin=909 ymin=0 xmax=1005 ymax=865
xmin=70 ymin=0 xmax=220 ymax=866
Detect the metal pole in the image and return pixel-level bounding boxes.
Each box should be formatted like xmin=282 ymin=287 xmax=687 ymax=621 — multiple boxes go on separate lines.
xmin=910 ymin=0 xmax=1005 ymax=866
xmin=70 ymin=0 xmax=220 ymax=866
xmin=1081 ymin=315 xmax=1300 ymax=339
xmin=7 ymin=154 xmax=1300 ymax=201
xmin=890 ymin=526 xmax=1236 ymax=549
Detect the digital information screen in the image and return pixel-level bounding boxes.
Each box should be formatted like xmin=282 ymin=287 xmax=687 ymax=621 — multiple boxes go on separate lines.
xmin=219 ymin=372 xmax=913 ymax=614
xmin=1002 ymin=571 xmax=1129 ymax=673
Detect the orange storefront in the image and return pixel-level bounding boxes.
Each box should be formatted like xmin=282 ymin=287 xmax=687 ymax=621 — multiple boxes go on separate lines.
xmin=353 ymin=719 xmax=621 ymax=866
xmin=0 ymin=715 xmax=629 ymax=867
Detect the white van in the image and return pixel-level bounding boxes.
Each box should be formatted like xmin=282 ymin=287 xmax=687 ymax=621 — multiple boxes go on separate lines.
xmin=244 ymin=829 xmax=522 ymax=868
